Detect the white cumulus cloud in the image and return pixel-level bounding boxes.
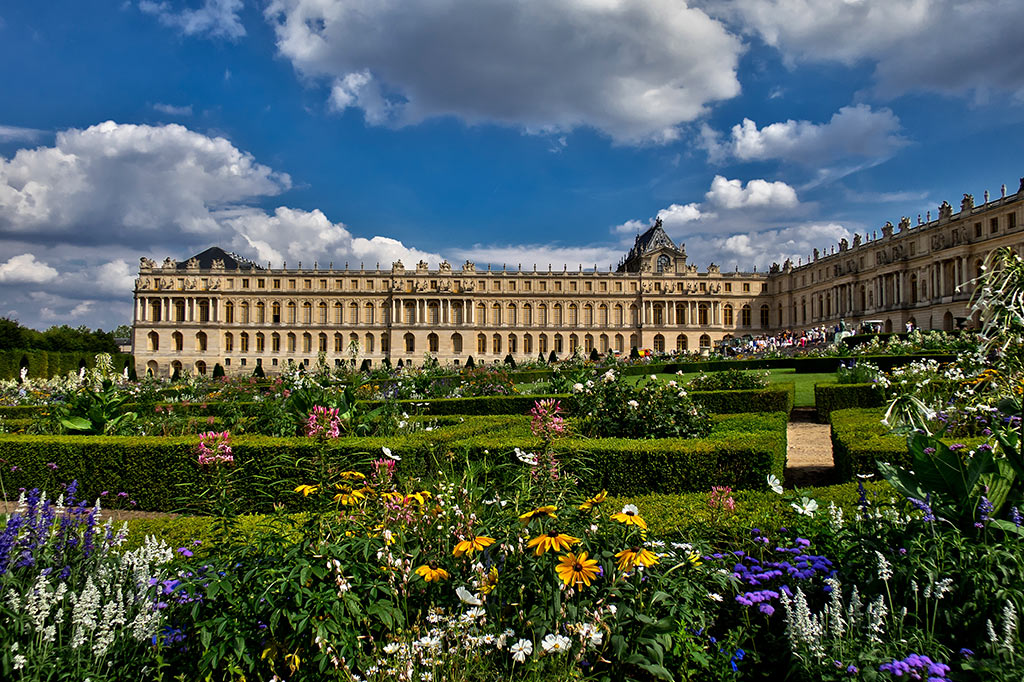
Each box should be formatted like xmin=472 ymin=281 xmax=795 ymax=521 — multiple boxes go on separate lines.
xmin=0 ymin=253 xmax=59 ymax=284
xmin=702 ymin=105 xmax=906 ymax=166
xmin=705 ymin=175 xmax=799 ymax=210
xmin=152 ymin=103 xmax=194 ymax=116
xmin=265 ymin=0 xmax=744 ymax=143
xmin=703 ymin=0 xmax=1024 ymax=99
xmin=0 ymin=125 xmax=47 ymax=143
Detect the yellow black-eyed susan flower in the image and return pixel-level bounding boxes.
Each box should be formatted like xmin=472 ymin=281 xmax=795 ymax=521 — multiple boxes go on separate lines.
xmin=555 ymin=551 xmax=600 ymax=588
xmin=415 ymin=563 xmax=450 ymax=582
xmin=614 ymin=546 xmax=660 ymax=572
xmin=294 ymin=484 xmax=319 ymax=497
xmin=579 ymin=490 xmax=608 ymax=511
xmin=527 ymin=531 xmax=580 ymax=556
xmin=610 ymin=504 xmax=647 ymax=530
xmin=518 ymin=505 xmax=558 ymax=524
xmin=453 ymin=535 xmax=497 ymax=557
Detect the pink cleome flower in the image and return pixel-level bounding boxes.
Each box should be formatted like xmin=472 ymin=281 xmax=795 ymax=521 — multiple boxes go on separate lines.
xmin=305 ymin=405 xmax=342 ymax=439
xmin=197 ymin=431 xmax=233 ymax=467
xmin=530 ymin=399 xmax=566 ymax=440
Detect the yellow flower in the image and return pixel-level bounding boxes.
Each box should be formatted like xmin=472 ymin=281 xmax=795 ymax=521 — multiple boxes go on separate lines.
xmin=686 ymin=551 xmax=703 ymax=568
xmin=614 ymin=546 xmax=660 ymax=572
xmin=555 ymin=551 xmax=600 ymax=588
xmin=453 ymin=535 xmax=497 ymax=557
xmin=340 ymin=470 xmax=366 ymax=480
xmin=294 ymin=484 xmax=319 ymax=497
xmin=518 ymin=505 xmax=558 ymax=524
xmin=479 ymin=567 xmax=499 ymax=595
xmin=415 ymin=563 xmax=450 ymax=582
xmin=285 ymin=651 xmax=301 ymax=673
xmin=579 ymin=490 xmax=608 ymax=511
xmin=610 ymin=504 xmax=647 ymax=530
xmin=333 ymin=488 xmax=366 ymax=505
xmin=527 ymin=531 xmax=580 ymax=556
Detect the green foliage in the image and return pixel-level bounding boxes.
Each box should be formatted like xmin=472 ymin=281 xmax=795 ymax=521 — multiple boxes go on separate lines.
xmin=830 ymin=408 xmax=987 ymax=481
xmin=691 ymin=384 xmax=794 ymax=415
xmin=573 ymin=372 xmax=713 ymax=440
xmin=212 ymin=363 xmax=225 ymax=378
xmin=686 ymin=367 xmax=769 ymax=391
xmin=815 ymin=382 xmax=884 ymax=422
xmin=51 ymin=380 xmax=139 ymax=435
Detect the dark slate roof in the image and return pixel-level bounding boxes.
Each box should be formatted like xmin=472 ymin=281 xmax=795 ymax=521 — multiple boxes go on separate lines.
xmin=631 ymin=220 xmax=678 ymax=256
xmin=176 ymin=246 xmax=263 ymax=271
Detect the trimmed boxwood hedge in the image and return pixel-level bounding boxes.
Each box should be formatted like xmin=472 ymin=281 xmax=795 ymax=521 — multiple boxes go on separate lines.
xmin=0 ymin=351 xmax=133 ymax=380
xmin=0 ymin=411 xmax=787 ymax=511
xmin=814 ymin=382 xmax=884 ymax=423
xmin=119 ymin=479 xmax=896 ymax=556
xmin=830 ymin=408 xmax=988 ymax=481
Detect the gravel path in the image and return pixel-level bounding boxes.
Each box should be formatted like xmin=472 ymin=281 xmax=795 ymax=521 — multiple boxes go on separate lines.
xmin=785 ymin=409 xmax=837 ymax=488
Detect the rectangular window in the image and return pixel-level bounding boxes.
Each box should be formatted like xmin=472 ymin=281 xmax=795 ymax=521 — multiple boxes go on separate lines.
xmin=724 ymin=283 xmax=732 ymax=292
xmin=569 ymin=282 xmax=577 ymax=292
xmin=257 ymin=279 xmax=265 ymax=289
xmin=319 ymin=279 xmax=327 ymax=289
xmin=366 ymin=280 xmax=374 ymax=290
xmin=430 ymin=280 xmax=438 ymax=289
xmin=616 ymin=282 xmax=623 ymax=292
xmin=509 ymin=281 xmax=516 ymax=291
xmin=554 ymin=282 xmax=562 ymax=291
xmin=743 ymin=283 xmax=750 ymax=292
xmin=226 ymin=279 xmax=234 ymax=289
xmin=492 ymin=281 xmax=501 ymax=291
xmin=241 ymin=279 xmax=249 ymax=289
xmin=585 ymin=282 xmax=592 ymax=292
xmin=975 ymin=222 xmax=983 ymax=238
xmin=539 ymin=282 xmax=547 ymax=291
xmin=599 ymin=282 xmax=606 ymax=292
xmin=524 ymin=281 xmax=531 ymax=291
xmin=350 ymin=279 xmax=358 ymax=290
xmin=1010 ymin=213 xmax=1018 ymax=229
xmin=991 ymin=217 xmax=999 ymax=234
xmin=304 ymin=279 xmax=312 ymax=289
xmin=273 ymin=279 xmax=281 ymax=289
xmin=288 ymin=279 xmax=296 ymax=289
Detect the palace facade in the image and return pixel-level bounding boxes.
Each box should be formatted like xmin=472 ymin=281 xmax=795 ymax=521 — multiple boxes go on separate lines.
xmin=132 ymin=178 xmax=1024 ymax=377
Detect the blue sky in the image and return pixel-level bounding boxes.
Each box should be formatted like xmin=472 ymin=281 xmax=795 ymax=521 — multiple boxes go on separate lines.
xmin=2 ymin=0 xmax=1024 ymax=330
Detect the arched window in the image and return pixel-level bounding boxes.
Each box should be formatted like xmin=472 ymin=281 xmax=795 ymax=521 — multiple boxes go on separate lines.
xmin=175 ymin=300 xmax=186 ymax=322
xmin=698 ymin=304 xmax=709 ymax=326
xmin=224 ymin=301 xmax=234 ymax=324
xmin=568 ymin=304 xmax=578 ymax=327
xmin=522 ymin=303 xmax=532 ymax=326
xmin=523 ymin=333 xmax=532 ymax=355
xmin=238 ymin=302 xmax=247 ymax=324
xmin=173 ymin=331 xmax=183 ymax=351
xmin=614 ymin=304 xmax=623 ymax=326
xmin=554 ymin=334 xmax=563 ymax=354
xmin=507 ymin=303 xmax=517 ymax=326
xmin=477 ymin=333 xmax=487 ymax=354
xmin=428 ymin=333 xmax=439 ymax=353
xmin=538 ymin=304 xmax=548 ymax=326
xmin=451 ymin=333 xmax=463 ymax=355
xmin=583 ymin=304 xmax=593 ymax=326
xmin=568 ymin=334 xmax=578 ymax=353
xmin=676 ymin=334 xmax=688 ymax=351
xmin=255 ymin=302 xmax=265 ymax=324
xmin=652 ymin=303 xmax=664 ymax=325
xmin=741 ymin=304 xmax=752 ymax=327
xmin=428 ymin=304 xmax=440 ymax=325
xmin=492 ymin=303 xmax=502 ymax=326
xmin=476 ymin=303 xmax=486 ymax=324
xmin=287 ymin=302 xmax=296 ymax=324
xmin=760 ymin=304 xmax=770 ymax=329
xmin=675 ymin=303 xmax=686 ymax=325
xmin=492 ymin=334 xmax=502 ymax=354
xmin=657 ymin=254 xmax=671 ymax=273
xmin=272 ymin=333 xmax=281 ymax=352
xmin=150 ymin=300 xmax=162 ymax=322
xmin=584 ymin=334 xmax=594 ymax=352
xmin=334 ymin=302 xmax=343 ymax=324
xmin=599 ymin=304 xmax=608 ymax=326
xmin=196 ymin=332 xmax=207 ymax=352
xmin=699 ymin=333 xmax=711 ymax=349
xmin=255 ymin=333 xmax=265 ymax=353
xmin=319 ymin=333 xmax=328 ymax=352
xmin=148 ymin=331 xmax=159 ymax=351
xmin=538 ymin=334 xmax=548 ymax=354
xmin=195 ymin=361 xmax=207 ymax=376
xmin=198 ymin=300 xmax=210 ymax=323
xmin=349 ymin=302 xmax=359 ymax=324
xmin=553 ymin=304 xmax=563 ymax=326
xmin=302 ymin=302 xmax=313 ymax=324
xmin=224 ymin=332 xmax=234 ymax=352
xmin=334 ymin=333 xmax=344 ymax=352
xmin=364 ymin=302 xmax=375 ymax=324
xmin=653 ymin=334 xmax=665 ymax=352
xmin=240 ymin=333 xmax=249 ymax=353
xmin=318 ymin=302 xmax=328 ymax=324
xmin=287 ymin=333 xmax=296 ymax=353
xmin=614 ymin=334 xmax=624 ymax=353
xmin=272 ymin=302 xmax=281 ymax=323
xmin=302 ymin=333 xmax=312 ymax=353
xmin=404 ymin=333 xmax=415 ymax=353
xmin=508 ymin=334 xmax=517 ymax=353
xmin=723 ymin=304 xmax=734 ymax=327
xmin=364 ymin=333 xmax=374 ymax=353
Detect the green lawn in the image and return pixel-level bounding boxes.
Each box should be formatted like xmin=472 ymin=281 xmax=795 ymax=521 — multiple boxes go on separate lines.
xmin=515 ymin=368 xmax=836 ymax=407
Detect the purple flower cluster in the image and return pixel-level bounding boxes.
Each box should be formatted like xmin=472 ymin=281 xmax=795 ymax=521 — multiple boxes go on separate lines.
xmin=707 ymin=533 xmax=835 ymax=616
xmin=908 ymin=495 xmax=936 ymax=523
xmin=878 ymin=653 xmax=951 ymax=681
xmin=975 ymin=495 xmax=994 ymax=529
xmin=0 ymin=481 xmax=102 ymax=579
xmin=197 ymin=430 xmax=233 ymax=466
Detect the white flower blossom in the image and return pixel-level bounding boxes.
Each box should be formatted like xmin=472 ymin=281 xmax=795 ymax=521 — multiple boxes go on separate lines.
xmin=511 ymin=638 xmax=533 ymax=663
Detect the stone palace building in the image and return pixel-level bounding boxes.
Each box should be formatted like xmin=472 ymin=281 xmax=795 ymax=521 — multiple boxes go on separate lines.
xmin=133 ymin=179 xmax=1024 ymax=376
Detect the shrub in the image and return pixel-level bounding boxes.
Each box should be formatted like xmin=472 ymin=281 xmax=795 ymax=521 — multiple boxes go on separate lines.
xmin=830 ymin=408 xmax=987 ymax=480
xmin=572 ymin=371 xmax=713 ymax=439
xmin=687 ymin=368 xmax=769 ymax=391
xmin=814 ymin=382 xmax=884 ymax=423
xmin=691 ymin=385 xmax=794 ymax=415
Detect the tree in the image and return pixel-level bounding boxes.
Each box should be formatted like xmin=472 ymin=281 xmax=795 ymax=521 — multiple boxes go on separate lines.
xmin=466 ymin=356 xmax=476 ymax=370
xmin=252 ymin=364 xmax=265 ymax=378
xmin=0 ymin=317 xmax=26 ymax=350
xmin=504 ymin=353 xmax=516 ymax=368
xmin=589 ymin=348 xmax=600 ymax=362
xmin=171 ymin=367 xmax=181 ymax=382
xmin=630 ymin=346 xmax=640 ymax=360
xmin=548 ymin=350 xmax=558 ymax=363
xmin=212 ymin=363 xmax=225 ymax=378
xmin=538 ymin=352 xmax=546 ymax=364
xmin=359 ymin=359 xmax=371 ymax=373
xmin=396 ymin=358 xmax=404 ymax=369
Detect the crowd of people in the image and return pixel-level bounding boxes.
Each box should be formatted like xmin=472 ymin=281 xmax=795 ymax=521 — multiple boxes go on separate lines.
xmin=721 ymin=325 xmax=836 ymax=355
